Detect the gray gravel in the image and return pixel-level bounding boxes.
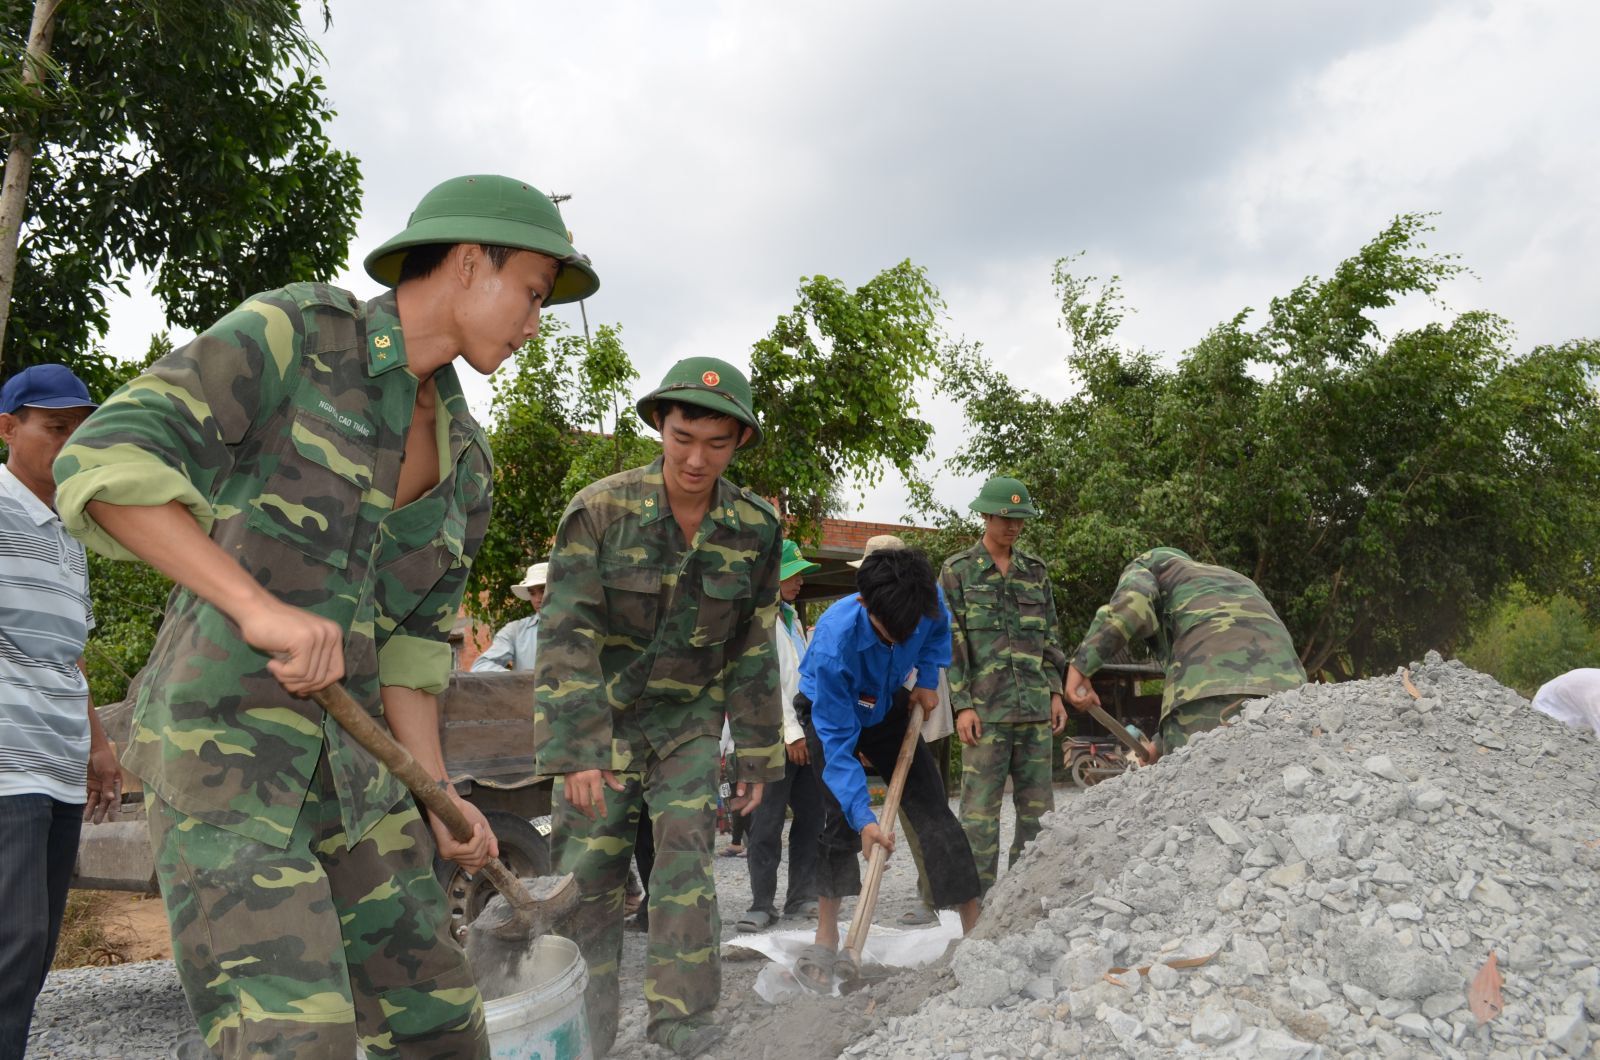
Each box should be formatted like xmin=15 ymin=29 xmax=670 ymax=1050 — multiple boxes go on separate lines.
xmin=848 ymin=654 xmax=1600 ymax=1059
xmin=30 ymin=788 xmax=1044 ymax=1057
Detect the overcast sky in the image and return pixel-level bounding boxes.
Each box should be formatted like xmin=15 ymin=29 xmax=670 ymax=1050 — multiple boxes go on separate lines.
xmin=104 ymin=0 xmax=1600 ymax=524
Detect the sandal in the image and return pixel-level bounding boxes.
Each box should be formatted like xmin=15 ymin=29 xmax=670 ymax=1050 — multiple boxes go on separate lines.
xmin=718 ymin=845 xmax=746 ymax=858
xmin=736 ymin=908 xmax=776 ymax=933
xmin=897 ymin=907 xmax=938 ymax=926
xmin=794 ymin=942 xmax=837 ymax=995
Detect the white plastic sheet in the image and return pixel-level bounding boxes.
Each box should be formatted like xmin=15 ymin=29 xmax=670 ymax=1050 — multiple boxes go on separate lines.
xmin=1531 ymin=668 xmax=1600 ymax=735
xmin=724 ymin=911 xmax=964 ymax=1001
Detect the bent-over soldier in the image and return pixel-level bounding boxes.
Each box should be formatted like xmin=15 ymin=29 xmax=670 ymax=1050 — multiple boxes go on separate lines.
xmin=1065 ymin=547 xmax=1306 ymax=751
xmin=53 ymin=175 xmax=599 ymax=1059
xmin=535 ymin=357 xmax=783 ymax=1058
xmin=942 ymin=476 xmax=1068 ymax=895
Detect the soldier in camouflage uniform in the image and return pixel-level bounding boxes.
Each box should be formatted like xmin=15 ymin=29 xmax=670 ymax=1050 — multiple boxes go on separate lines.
xmin=534 ymin=357 xmax=783 ymax=1059
xmin=1065 ymin=547 xmax=1307 ymax=751
xmin=53 ymin=175 xmax=599 ymax=1059
xmin=942 ymin=477 xmax=1069 ymax=896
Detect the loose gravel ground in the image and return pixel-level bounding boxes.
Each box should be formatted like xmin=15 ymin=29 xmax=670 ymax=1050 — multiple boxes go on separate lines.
xmin=30 ymin=789 xmax=1045 ymax=1058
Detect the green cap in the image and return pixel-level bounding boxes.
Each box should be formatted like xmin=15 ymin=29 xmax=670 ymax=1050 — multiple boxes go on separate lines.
xmin=636 ymin=356 xmax=762 ymax=448
xmin=970 ymin=476 xmax=1040 ymax=518
xmin=780 ymin=539 xmax=821 ymax=580
xmin=364 ymin=174 xmax=600 ymax=304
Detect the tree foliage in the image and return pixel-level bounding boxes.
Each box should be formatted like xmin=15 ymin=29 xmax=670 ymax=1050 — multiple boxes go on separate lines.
xmin=466 ymin=318 xmax=655 ymax=631
xmin=1460 ymin=584 xmax=1599 ymax=698
xmin=743 ymin=261 xmax=945 ymax=542
xmin=928 ymin=214 xmax=1600 ymax=678
xmin=0 ymin=0 xmax=358 ymax=383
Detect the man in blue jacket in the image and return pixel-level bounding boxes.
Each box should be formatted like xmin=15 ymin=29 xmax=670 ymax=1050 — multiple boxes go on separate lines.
xmin=792 ymin=542 xmax=981 ymax=990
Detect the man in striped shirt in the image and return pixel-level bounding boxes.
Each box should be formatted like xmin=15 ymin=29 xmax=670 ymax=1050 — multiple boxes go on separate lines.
xmin=0 ymin=364 xmax=122 ymax=1060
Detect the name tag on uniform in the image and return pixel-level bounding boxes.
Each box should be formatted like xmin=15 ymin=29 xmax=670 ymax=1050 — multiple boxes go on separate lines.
xmin=858 ymin=694 xmax=877 ymax=710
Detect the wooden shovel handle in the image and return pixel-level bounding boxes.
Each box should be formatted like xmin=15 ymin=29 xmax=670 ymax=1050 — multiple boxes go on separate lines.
xmin=843 ymin=704 xmax=923 ymax=964
xmin=1084 ymin=701 xmax=1149 ymax=762
xmin=310 ymin=683 xmax=537 ymax=915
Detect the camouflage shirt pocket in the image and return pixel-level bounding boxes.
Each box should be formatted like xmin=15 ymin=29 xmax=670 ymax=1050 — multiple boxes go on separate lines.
xmin=691 ymin=568 xmax=750 ymax=647
xmin=245 ymin=411 xmax=373 ymax=569
xmin=373 ymin=494 xmax=462 ymax=623
xmin=599 ymin=560 xmax=663 ymax=640
xmin=1014 ymin=582 xmax=1051 ymax=630
xmin=963 ymin=586 xmax=1004 ymax=631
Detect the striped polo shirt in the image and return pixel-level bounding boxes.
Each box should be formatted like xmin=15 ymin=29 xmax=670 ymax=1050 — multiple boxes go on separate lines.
xmin=0 ymin=463 xmax=94 ymax=803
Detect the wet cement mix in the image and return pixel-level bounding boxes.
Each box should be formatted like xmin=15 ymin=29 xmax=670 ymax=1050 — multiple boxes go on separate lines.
xmin=694 ymin=655 xmax=1600 ymax=1060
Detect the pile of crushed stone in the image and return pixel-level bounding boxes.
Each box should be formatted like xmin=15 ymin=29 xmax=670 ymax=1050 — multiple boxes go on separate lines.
xmin=719 ymin=654 xmax=1600 ymax=1060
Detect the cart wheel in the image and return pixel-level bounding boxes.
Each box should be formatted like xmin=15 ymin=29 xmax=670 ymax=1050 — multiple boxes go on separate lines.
xmin=434 ymin=811 xmax=551 ymax=941
xmin=1071 ymin=754 xmax=1121 ymax=788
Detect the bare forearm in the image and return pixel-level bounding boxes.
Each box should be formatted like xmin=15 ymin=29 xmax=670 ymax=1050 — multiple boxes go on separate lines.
xmin=86 ymin=500 xmax=271 ymax=624
xmin=381 ymin=685 xmax=448 ymax=780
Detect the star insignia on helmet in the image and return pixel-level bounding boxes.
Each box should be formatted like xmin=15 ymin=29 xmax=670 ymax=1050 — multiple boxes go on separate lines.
xmin=1011 ymin=493 xmax=1021 ymax=503
xmin=702 ymin=370 xmax=720 ymax=387
xmin=374 ymin=335 xmax=393 ymax=349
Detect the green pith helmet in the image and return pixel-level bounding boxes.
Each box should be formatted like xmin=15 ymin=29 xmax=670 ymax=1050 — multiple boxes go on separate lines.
xmin=780 ymin=539 xmax=821 ymax=580
xmin=635 ymin=356 xmax=762 ymax=448
xmin=970 ymin=476 xmax=1041 ymax=518
xmin=363 ymin=174 xmax=600 ymax=304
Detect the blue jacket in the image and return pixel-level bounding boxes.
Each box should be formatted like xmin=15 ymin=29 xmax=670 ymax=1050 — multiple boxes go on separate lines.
xmin=799 ymin=591 xmax=951 ymax=832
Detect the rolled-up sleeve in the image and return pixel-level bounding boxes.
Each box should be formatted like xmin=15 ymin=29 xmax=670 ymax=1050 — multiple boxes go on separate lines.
xmin=54 ymin=293 xmax=300 ymax=559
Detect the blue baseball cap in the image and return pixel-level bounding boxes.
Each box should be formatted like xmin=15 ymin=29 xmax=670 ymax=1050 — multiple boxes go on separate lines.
xmin=0 ymin=364 xmax=98 ymax=415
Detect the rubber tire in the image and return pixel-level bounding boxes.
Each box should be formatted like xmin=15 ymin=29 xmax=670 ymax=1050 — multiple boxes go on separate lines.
xmin=434 ymin=810 xmax=552 ymax=941
xmin=1070 ymin=754 xmax=1120 ymax=788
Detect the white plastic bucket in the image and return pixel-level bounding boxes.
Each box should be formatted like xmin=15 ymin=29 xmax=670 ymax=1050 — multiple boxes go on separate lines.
xmin=354 ymin=934 xmax=589 ymax=1060
xmin=483 ymin=934 xmax=591 ymax=1060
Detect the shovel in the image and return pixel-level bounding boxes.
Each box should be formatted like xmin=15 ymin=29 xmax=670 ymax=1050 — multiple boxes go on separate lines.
xmin=310 ymin=683 xmax=578 ymax=993
xmin=838 ymin=708 xmax=924 ymax=985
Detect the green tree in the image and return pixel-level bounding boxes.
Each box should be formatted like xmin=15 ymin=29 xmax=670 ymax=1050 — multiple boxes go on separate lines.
xmin=929 ymin=214 xmax=1600 ymax=678
xmin=0 ymin=0 xmax=357 ymax=385
xmin=467 ymin=318 xmax=654 ymax=631
xmin=743 ymin=260 xmax=946 ymax=542
xmin=1460 ymin=585 xmax=1600 ymax=698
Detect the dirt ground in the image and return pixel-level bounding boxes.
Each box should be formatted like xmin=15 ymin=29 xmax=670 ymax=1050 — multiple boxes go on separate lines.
xmin=101 ymin=892 xmax=172 ymax=963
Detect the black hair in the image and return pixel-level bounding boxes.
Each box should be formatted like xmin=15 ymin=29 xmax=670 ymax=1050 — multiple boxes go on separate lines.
xmin=653 ymin=399 xmax=737 ymax=427
xmin=396 ymin=242 xmax=525 ymax=283
xmin=856 ymin=548 xmax=940 ymax=644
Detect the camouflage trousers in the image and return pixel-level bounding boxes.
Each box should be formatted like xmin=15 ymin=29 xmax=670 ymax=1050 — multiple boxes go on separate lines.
xmin=552 ymin=733 xmax=722 ymax=1056
xmin=958 ymin=720 xmax=1054 ymax=895
xmin=146 ymin=753 xmax=486 ymax=1060
xmin=1159 ymin=694 xmax=1258 ymax=752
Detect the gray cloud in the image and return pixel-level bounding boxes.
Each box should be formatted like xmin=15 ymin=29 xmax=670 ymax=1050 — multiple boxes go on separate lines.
xmin=103 ymin=0 xmax=1599 ymax=522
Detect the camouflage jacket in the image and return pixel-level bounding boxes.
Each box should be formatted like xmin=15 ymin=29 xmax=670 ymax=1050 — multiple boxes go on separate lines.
xmin=533 ymin=458 xmax=784 ymax=784
xmin=1071 ymin=548 xmax=1306 ymax=717
xmin=54 ymin=284 xmax=493 ymax=847
xmin=941 ymin=541 xmax=1067 ymax=723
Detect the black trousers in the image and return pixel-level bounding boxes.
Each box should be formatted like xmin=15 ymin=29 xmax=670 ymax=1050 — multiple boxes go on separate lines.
xmin=0 ymin=794 xmax=83 ymax=1060
xmin=745 ymin=754 xmax=821 ymax=914
xmin=798 ymin=689 xmax=980 ymax=908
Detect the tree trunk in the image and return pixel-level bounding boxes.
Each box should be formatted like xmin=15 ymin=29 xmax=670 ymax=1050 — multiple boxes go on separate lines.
xmin=0 ymin=0 xmax=63 ymax=374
